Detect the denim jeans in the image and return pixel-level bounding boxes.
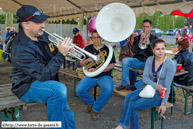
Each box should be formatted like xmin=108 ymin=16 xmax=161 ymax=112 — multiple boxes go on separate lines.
xmin=75 ymin=75 xmax=113 ymax=113
xmin=129 ymin=71 xmax=138 ymax=85
xmin=20 ymin=80 xmax=75 ymax=129
xmin=119 ymin=89 xmax=162 ymax=129
xmin=134 ymin=79 xmax=145 ymax=89
xmin=121 ymin=58 xmax=145 ymax=86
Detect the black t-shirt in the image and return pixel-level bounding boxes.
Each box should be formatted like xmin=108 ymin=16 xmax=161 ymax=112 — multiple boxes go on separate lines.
xmin=84 ymin=44 xmax=116 ymax=78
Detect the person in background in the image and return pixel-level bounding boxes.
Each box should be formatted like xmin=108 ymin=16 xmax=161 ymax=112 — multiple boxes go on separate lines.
xmin=73 ymin=27 xmax=86 ymax=48
xmin=176 ymin=29 xmax=181 ymax=44
xmin=173 ymin=38 xmax=193 ymax=86
xmin=181 ymin=31 xmax=192 ymax=51
xmin=87 ymin=36 xmax=92 ymax=45
xmin=11 ymin=27 xmax=16 ymax=32
xmin=5 ymin=27 xmax=11 ymax=39
xmin=120 ymin=39 xmax=127 ymax=49
xmin=118 ymin=33 xmax=138 ymax=86
xmin=115 ymin=39 xmax=176 ymax=129
xmin=116 ymin=19 xmax=157 ymax=91
xmin=76 ymin=30 xmax=116 ymax=121
xmin=119 ymin=32 xmax=138 ymax=49
xmin=11 ymin=5 xmax=75 ymax=129
xmin=0 ymin=29 xmax=3 ymax=50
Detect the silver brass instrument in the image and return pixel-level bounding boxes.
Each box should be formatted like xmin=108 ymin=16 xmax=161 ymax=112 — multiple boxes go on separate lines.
xmin=43 ymin=2 xmax=136 ymax=77
xmin=43 ymin=29 xmax=99 ymax=62
xmin=138 ymin=31 xmax=150 ymax=49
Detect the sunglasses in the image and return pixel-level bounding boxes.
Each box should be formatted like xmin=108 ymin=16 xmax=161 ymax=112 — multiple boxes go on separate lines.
xmin=23 ymin=10 xmax=42 ymax=22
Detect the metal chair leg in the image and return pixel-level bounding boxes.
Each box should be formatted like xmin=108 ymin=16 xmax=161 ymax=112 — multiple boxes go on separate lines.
xmin=151 ymin=108 xmax=155 ymax=129
xmin=184 ymin=90 xmax=189 ymax=115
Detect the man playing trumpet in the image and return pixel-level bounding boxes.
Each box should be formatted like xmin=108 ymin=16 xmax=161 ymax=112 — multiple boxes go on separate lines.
xmin=76 ymin=30 xmax=116 ymax=120
xmin=11 ymin=5 xmax=75 ymax=129
xmin=116 ymin=19 xmax=158 ymax=91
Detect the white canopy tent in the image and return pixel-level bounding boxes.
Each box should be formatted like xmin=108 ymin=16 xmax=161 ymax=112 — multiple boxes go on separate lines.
xmin=0 ymin=0 xmax=193 ymax=21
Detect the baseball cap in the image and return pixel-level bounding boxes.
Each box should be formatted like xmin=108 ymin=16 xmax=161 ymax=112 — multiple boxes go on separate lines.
xmin=17 ymin=5 xmax=49 ymax=23
xmin=73 ymin=27 xmax=79 ymax=33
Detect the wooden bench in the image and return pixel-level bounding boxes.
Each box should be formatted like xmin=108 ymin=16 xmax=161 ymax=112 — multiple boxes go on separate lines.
xmin=0 ymin=84 xmax=33 ymax=122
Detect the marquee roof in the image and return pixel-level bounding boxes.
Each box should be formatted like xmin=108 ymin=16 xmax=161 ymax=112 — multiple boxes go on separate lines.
xmin=1 ymin=0 xmax=193 ymax=21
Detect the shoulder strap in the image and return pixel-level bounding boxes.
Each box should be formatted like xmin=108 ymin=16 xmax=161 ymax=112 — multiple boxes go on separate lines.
xmin=156 ymin=57 xmax=167 ymax=84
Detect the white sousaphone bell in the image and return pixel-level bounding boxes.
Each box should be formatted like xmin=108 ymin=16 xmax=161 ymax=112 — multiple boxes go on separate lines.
xmin=83 ymin=2 xmax=136 ymax=77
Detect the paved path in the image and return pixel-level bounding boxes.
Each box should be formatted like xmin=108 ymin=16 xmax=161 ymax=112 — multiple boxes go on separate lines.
xmin=160 ymin=35 xmax=176 ymax=44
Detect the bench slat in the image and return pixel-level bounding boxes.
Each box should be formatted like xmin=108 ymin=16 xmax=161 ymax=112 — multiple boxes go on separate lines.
xmin=113 ymin=87 xmax=132 ymax=96
xmin=59 ymin=68 xmax=79 ymax=78
xmin=175 ymin=86 xmax=193 ymax=92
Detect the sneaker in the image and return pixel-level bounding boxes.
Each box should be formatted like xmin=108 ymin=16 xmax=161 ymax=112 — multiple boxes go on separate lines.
xmin=116 ymin=85 xmax=126 ymax=91
xmin=91 ymin=110 xmax=99 ymax=120
xmin=84 ymin=106 xmax=92 ymax=113
xmin=125 ymin=85 xmax=136 ymax=91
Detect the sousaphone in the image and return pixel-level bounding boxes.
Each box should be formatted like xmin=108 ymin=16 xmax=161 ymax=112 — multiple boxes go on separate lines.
xmin=83 ymin=2 xmax=136 ymax=77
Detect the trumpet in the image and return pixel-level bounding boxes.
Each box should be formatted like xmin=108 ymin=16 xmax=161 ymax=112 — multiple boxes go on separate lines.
xmin=138 ymin=31 xmax=150 ymax=49
xmin=43 ymin=29 xmax=99 ymax=62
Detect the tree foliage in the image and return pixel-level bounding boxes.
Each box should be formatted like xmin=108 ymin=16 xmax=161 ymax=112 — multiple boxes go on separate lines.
xmin=136 ymin=12 xmax=186 ymax=32
xmin=0 ymin=13 xmax=18 ymax=24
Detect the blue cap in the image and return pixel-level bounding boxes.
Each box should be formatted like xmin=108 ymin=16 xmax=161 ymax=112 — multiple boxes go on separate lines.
xmin=73 ymin=27 xmax=79 ymax=32
xmin=17 ymin=5 xmax=49 ymax=23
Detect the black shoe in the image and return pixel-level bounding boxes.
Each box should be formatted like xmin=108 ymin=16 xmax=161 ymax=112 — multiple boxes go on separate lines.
xmin=125 ymin=85 xmax=136 ymax=91
xmin=116 ymin=85 xmax=126 ymax=91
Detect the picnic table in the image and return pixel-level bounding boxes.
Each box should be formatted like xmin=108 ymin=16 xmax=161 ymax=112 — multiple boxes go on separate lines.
xmin=165 ymin=50 xmax=178 ymax=55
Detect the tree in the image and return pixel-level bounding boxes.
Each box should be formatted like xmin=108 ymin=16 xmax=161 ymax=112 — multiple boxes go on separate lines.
xmin=0 ymin=13 xmax=5 ymax=24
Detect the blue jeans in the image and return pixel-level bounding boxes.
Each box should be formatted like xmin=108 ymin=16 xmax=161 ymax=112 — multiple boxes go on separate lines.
xmin=129 ymin=71 xmax=138 ymax=85
xmin=119 ymin=89 xmax=162 ymax=129
xmin=121 ymin=58 xmax=145 ymax=86
xmin=75 ymin=75 xmax=113 ymax=113
xmin=134 ymin=79 xmax=145 ymax=89
xmin=20 ymin=80 xmax=75 ymax=129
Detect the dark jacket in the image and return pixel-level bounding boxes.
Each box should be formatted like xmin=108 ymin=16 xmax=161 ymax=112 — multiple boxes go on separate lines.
xmin=132 ymin=34 xmax=158 ymax=62
xmin=11 ymin=25 xmax=65 ymax=98
xmin=119 ymin=40 xmax=134 ymax=61
xmin=173 ymin=48 xmax=193 ymax=86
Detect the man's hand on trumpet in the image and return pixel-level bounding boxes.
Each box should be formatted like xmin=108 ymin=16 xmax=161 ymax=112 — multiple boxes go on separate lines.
xmin=56 ymin=37 xmax=74 ymax=56
xmin=140 ymin=32 xmax=150 ymax=45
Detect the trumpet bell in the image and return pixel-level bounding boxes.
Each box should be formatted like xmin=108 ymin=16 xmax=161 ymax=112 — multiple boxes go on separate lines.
xmin=96 ymin=2 xmax=136 ymax=42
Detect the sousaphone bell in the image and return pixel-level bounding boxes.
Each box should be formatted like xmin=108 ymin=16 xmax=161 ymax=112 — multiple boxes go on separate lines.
xmin=83 ymin=2 xmax=136 ymax=77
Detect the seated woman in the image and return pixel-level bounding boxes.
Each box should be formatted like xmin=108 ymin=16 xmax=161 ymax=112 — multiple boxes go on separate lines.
xmin=173 ymin=38 xmax=193 ymax=86
xmin=115 ymin=39 xmax=176 ymax=129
